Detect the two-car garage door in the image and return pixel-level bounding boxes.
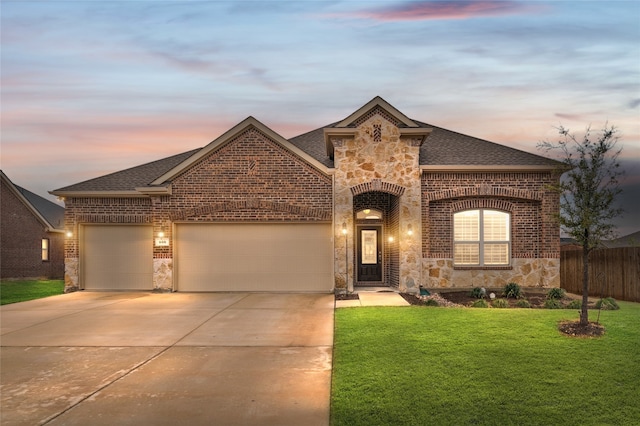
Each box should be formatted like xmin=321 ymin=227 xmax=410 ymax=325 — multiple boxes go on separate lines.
xmin=175 ymin=223 xmax=333 ymax=292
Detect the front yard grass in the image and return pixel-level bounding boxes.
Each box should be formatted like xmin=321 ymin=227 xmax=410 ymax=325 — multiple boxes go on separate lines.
xmin=331 ymin=302 xmax=640 ymax=426
xmin=0 ymin=279 xmax=64 ymax=305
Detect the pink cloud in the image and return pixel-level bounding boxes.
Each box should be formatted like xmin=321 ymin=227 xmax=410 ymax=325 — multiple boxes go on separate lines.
xmin=337 ymin=1 xmax=545 ymax=21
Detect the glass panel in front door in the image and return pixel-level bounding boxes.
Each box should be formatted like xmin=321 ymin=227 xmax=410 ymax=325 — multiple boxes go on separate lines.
xmin=361 ymin=230 xmax=377 ymax=264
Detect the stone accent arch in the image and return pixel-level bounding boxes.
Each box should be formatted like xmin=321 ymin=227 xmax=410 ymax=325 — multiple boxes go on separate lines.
xmin=170 ymin=198 xmax=331 ymax=221
xmin=350 ymin=179 xmax=406 ymax=197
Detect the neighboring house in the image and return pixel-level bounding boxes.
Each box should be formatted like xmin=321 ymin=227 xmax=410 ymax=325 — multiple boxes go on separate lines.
xmin=51 ymin=97 xmax=562 ymax=293
xmin=603 ymin=231 xmax=640 ymax=248
xmin=1 ymin=171 xmax=65 ymax=279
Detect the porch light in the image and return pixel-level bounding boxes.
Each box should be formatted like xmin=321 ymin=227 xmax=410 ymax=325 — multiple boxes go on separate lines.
xmin=341 ymin=222 xmax=347 ymax=235
xmin=363 ymin=209 xmax=371 ymax=215
xmin=407 ymin=224 xmax=413 ymax=236
xmin=158 ymin=230 xmax=165 ymax=238
xmin=388 ymin=235 xmax=394 ymax=243
xmin=65 ymin=231 xmax=73 ymax=238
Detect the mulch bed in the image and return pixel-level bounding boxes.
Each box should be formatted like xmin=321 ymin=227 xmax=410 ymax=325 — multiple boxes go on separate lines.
xmin=558 ymin=320 xmax=605 ymax=337
xmin=337 ymin=290 xmax=606 ymax=337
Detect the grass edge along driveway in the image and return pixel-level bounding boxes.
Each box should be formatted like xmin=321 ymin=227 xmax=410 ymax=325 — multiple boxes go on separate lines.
xmin=0 ymin=280 xmax=64 ymax=305
xmin=331 ymin=303 xmax=640 ymax=426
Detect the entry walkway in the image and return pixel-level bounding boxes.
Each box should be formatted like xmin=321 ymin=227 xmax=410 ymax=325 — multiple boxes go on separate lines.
xmin=335 ymin=289 xmax=410 ymax=308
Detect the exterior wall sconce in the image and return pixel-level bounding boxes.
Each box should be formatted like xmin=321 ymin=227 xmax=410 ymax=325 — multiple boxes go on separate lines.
xmin=407 ymin=224 xmax=413 ymax=236
xmin=388 ymin=235 xmax=394 ymax=243
xmin=158 ymin=230 xmax=165 ymax=238
xmin=341 ymin=222 xmax=347 ymax=235
xmin=65 ymin=231 xmax=73 ymax=238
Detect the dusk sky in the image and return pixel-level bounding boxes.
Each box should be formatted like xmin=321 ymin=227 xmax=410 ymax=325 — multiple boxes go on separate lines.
xmin=2 ymin=0 xmax=639 ymax=235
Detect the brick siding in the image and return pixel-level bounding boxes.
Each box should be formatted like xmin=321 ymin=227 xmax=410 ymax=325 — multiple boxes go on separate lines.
xmin=422 ymin=172 xmax=560 ymax=260
xmin=1 ymin=180 xmax=64 ymax=278
xmin=63 ymin=128 xmax=334 ymax=260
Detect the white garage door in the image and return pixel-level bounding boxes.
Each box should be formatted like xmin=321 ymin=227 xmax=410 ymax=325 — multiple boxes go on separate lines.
xmin=175 ymin=223 xmax=333 ymax=292
xmin=82 ymin=225 xmax=153 ymax=290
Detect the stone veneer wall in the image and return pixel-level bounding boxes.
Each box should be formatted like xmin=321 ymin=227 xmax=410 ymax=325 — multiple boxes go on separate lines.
xmin=422 ymin=171 xmax=561 ymax=288
xmin=63 ymin=127 xmax=333 ymax=292
xmin=332 ymin=109 xmax=423 ymax=293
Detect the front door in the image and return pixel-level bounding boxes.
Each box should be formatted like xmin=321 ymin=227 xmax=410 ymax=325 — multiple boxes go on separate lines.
xmin=357 ymin=226 xmax=382 ymax=283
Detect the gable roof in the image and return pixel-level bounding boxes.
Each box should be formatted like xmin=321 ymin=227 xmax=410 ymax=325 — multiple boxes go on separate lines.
xmin=150 ymin=116 xmax=331 ymax=186
xmin=2 ymin=170 xmax=65 ymax=232
xmin=335 ymin=96 xmax=419 ymax=128
xmin=52 ymin=97 xmax=561 ymax=196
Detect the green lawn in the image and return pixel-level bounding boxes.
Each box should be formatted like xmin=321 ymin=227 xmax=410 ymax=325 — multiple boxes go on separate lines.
xmin=0 ymin=279 xmax=65 ymax=305
xmin=331 ymin=303 xmax=640 ymax=426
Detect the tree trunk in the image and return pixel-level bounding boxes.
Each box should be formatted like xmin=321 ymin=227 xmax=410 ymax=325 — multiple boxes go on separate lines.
xmin=580 ymin=244 xmax=590 ymax=326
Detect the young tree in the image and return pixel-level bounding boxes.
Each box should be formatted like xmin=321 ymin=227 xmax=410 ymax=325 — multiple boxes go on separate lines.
xmin=539 ymin=124 xmax=623 ymax=326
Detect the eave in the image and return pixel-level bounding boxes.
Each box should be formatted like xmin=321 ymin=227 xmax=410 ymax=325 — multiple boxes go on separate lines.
xmin=420 ymin=165 xmax=560 ymax=173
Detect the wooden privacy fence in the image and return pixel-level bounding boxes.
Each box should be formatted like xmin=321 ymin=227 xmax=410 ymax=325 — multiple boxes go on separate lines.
xmin=561 ymin=247 xmax=640 ymax=302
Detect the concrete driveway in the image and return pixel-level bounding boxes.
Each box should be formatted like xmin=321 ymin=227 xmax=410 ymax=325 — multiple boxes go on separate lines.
xmin=0 ymin=292 xmax=334 ymax=425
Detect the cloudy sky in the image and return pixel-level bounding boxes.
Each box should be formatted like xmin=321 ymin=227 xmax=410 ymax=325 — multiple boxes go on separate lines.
xmin=2 ymin=0 xmax=639 ymax=235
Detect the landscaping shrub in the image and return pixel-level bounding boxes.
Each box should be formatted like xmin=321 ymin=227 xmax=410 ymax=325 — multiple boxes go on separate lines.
xmin=503 ymin=282 xmax=524 ymax=299
xmin=595 ymin=297 xmax=620 ymax=310
xmin=566 ymin=299 xmax=582 ymax=309
xmin=469 ymin=287 xmax=486 ymax=299
xmin=546 ymin=287 xmax=566 ymax=300
xmin=544 ymin=299 xmax=563 ymax=309
xmin=470 ymin=299 xmax=489 ymax=308
xmin=491 ymin=298 xmax=510 ymax=308
xmin=424 ymin=298 xmax=439 ymax=307
xmin=516 ymin=299 xmax=531 ymax=308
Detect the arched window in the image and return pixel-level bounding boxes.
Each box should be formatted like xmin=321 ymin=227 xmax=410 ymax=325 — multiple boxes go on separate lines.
xmin=356 ymin=209 xmax=383 ymax=220
xmin=453 ymin=209 xmax=510 ymax=266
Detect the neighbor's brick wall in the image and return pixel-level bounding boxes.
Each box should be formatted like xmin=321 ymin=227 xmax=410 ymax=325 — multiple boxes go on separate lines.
xmin=1 ymin=180 xmax=64 ymax=279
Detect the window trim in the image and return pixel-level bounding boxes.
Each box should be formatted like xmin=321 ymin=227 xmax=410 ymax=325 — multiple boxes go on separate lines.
xmin=453 ymin=209 xmax=511 ymax=267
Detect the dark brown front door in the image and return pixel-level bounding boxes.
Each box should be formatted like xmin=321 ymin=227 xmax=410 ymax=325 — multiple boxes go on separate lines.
xmin=357 ymin=226 xmax=382 ymax=282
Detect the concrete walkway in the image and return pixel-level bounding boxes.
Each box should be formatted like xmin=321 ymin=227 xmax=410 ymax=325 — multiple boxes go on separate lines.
xmin=335 ymin=290 xmax=410 ymax=308
xmin=1 ymin=292 xmax=334 ymax=426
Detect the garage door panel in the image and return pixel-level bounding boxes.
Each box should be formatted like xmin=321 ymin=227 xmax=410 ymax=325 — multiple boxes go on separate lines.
xmin=83 ymin=225 xmax=153 ymax=290
xmin=176 ymin=223 xmax=332 ymax=292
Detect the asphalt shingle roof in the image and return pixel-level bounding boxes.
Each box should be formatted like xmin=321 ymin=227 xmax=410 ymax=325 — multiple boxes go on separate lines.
xmin=413 ymin=120 xmax=558 ymax=167
xmin=53 ymin=111 xmax=559 ymax=194
xmin=16 ymin=185 xmax=65 ymax=229
xmin=54 ymin=149 xmax=199 ymax=192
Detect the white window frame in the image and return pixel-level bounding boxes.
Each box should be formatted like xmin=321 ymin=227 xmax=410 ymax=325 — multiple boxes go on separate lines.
xmin=453 ymin=209 xmax=511 ymax=267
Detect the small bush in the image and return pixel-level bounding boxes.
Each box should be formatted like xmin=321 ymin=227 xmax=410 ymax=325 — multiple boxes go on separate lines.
xmin=566 ymin=299 xmax=582 ymax=309
xmin=471 ymin=299 xmax=489 ymax=308
xmin=546 ymin=288 xmax=566 ymax=300
xmin=544 ymin=299 xmax=563 ymax=309
xmin=516 ymin=299 xmax=531 ymax=308
xmin=491 ymin=298 xmax=510 ymax=308
xmin=424 ymin=298 xmax=439 ymax=307
xmin=469 ymin=287 xmax=486 ymax=299
xmin=503 ymin=282 xmax=524 ymax=299
xmin=595 ymin=297 xmax=620 ymax=310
